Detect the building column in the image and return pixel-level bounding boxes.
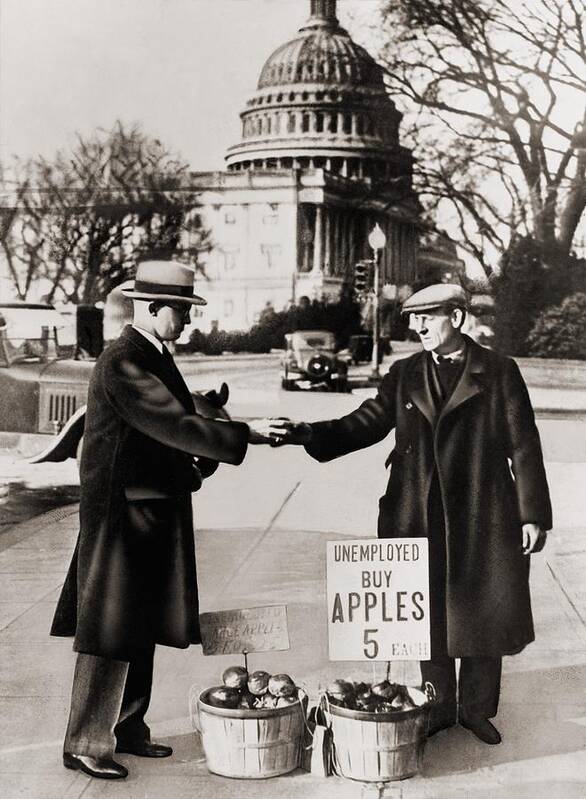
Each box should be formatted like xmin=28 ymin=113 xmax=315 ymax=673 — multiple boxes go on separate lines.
xmin=331 ymin=209 xmax=338 ymax=275
xmin=324 ymin=208 xmax=332 ymax=275
xmin=341 ymin=159 xmax=348 ymax=177
xmin=312 ymin=205 xmax=324 ymax=273
xmin=340 ymin=210 xmax=348 ymax=275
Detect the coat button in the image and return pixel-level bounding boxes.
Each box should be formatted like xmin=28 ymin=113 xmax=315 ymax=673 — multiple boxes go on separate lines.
xmin=405 ymin=445 xmax=413 ymax=454
xmin=405 ymin=402 xmax=413 ymax=410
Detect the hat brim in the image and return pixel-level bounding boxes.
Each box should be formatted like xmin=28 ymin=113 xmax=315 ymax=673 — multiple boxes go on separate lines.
xmin=401 ymin=301 xmax=465 ymax=316
xmin=121 ymin=289 xmax=207 ymax=306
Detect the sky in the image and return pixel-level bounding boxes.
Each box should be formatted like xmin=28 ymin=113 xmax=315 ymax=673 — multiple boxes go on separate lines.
xmin=0 ymin=0 xmax=370 ymax=170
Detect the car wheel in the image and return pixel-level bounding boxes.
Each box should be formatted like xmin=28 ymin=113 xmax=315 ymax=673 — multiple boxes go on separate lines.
xmin=281 ymin=378 xmax=294 ymax=390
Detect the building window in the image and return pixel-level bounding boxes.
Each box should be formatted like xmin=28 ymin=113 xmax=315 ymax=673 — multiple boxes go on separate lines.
xmin=261 ymin=244 xmax=282 ymax=268
xmin=302 ymin=112 xmax=311 ymax=133
xmin=221 ymin=249 xmax=238 ymax=270
xmin=316 ymin=112 xmax=324 ymax=133
xmin=329 ymin=113 xmax=338 ymax=133
xmin=356 ymin=115 xmax=364 ymax=135
xmin=224 ymin=300 xmax=234 ymax=317
xmin=224 ymin=211 xmax=236 ymax=225
xmin=288 ymin=113 xmax=296 ymax=133
xmin=343 ymin=114 xmax=352 ymax=134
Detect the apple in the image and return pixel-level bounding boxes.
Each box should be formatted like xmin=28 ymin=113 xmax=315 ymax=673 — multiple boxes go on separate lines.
xmin=326 ymin=679 xmax=354 ymax=700
xmin=239 ymin=690 xmax=256 ymax=709
xmin=222 ymin=665 xmax=248 ymax=690
xmin=372 ymin=680 xmax=399 ymax=701
xmin=206 ymin=686 xmax=241 ymax=709
xmin=268 ymin=674 xmax=297 ymax=697
xmin=248 ymin=670 xmax=270 ymax=696
xmin=276 ymin=695 xmax=298 ymax=707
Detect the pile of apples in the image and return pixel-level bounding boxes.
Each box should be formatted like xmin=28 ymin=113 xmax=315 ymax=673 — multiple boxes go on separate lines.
xmin=326 ymin=679 xmax=425 ymax=714
xmin=203 ymin=666 xmax=300 ymax=710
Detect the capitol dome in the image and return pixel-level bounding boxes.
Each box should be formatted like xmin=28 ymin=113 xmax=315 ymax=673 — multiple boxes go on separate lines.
xmin=225 ymin=0 xmax=412 ymax=185
xmin=257 ymin=10 xmax=384 ymax=91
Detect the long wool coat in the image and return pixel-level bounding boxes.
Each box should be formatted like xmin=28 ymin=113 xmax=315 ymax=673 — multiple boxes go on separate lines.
xmin=51 ymin=326 xmax=249 ymax=660
xmin=306 ymin=337 xmax=552 ymax=657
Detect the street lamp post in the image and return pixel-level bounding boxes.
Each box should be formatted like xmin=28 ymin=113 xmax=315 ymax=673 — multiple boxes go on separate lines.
xmin=368 ymin=223 xmax=387 ymax=380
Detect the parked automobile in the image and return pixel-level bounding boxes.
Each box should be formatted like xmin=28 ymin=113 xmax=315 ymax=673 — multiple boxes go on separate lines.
xmin=0 ymin=303 xmax=93 ymax=435
xmin=280 ymin=330 xmax=349 ymax=392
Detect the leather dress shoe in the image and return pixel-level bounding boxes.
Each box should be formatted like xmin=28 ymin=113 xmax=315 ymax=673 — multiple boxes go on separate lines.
xmin=116 ymin=740 xmax=173 ymax=758
xmin=459 ymin=716 xmax=502 ymax=745
xmin=63 ymin=752 xmax=128 ymax=779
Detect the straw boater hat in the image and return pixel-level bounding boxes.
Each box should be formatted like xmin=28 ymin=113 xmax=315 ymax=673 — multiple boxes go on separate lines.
xmin=121 ymin=260 xmax=207 ymax=306
xmin=401 ymin=283 xmax=468 ymax=315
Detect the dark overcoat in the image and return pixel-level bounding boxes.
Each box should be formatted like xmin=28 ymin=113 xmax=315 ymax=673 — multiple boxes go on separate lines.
xmin=51 ymin=326 xmax=249 ymax=660
xmin=306 ymin=337 xmax=552 ymax=657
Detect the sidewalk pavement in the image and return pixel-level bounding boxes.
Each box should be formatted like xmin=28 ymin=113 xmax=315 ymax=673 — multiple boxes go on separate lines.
xmin=0 ymin=439 xmax=585 ymax=798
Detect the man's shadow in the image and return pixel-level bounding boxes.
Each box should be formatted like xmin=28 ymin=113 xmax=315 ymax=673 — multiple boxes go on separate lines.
xmin=421 ymin=662 xmax=586 ymax=777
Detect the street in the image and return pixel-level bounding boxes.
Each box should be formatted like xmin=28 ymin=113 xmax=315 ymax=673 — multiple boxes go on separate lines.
xmin=1 ymin=352 xmax=586 ymax=535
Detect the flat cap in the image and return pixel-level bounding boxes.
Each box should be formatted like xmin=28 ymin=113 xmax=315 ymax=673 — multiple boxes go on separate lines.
xmin=401 ymin=283 xmax=468 ymax=315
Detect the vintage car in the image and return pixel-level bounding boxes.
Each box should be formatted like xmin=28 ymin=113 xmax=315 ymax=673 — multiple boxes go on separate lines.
xmin=0 ymin=303 xmax=93 ymax=436
xmin=280 ymin=330 xmax=349 ymax=392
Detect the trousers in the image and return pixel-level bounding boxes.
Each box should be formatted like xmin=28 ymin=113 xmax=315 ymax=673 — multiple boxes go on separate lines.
xmin=63 ymin=646 xmax=154 ymax=758
xmin=420 ymin=473 xmax=502 ymax=724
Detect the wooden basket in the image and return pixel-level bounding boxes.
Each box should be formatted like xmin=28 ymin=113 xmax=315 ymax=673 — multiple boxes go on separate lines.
xmin=196 ymin=689 xmax=306 ymax=779
xmin=325 ymin=687 xmax=431 ymax=782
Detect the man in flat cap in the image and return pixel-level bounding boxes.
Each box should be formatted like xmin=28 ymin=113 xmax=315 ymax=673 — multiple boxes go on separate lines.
xmin=51 ymin=258 xmax=275 ymax=779
xmin=273 ymin=283 xmax=552 ymax=745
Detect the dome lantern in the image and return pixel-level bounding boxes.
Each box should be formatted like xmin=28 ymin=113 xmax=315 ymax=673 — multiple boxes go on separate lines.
xmin=301 ymin=0 xmax=339 ymax=30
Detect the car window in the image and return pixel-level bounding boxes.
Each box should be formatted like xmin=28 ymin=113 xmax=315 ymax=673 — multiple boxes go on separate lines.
xmin=0 ymin=305 xmax=63 ymax=364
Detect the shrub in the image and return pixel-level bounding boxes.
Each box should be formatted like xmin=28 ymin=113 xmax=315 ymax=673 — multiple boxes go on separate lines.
xmin=181 ymin=297 xmax=365 ymax=355
xmin=526 ymin=292 xmax=586 ymax=360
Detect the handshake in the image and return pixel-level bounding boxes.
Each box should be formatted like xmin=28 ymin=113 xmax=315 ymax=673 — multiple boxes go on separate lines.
xmin=247 ymin=418 xmax=313 ymax=447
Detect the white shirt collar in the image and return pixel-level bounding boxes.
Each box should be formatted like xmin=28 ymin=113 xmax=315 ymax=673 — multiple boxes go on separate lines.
xmin=132 ymin=325 xmax=167 ymax=356
xmin=431 ymin=345 xmax=466 ymax=364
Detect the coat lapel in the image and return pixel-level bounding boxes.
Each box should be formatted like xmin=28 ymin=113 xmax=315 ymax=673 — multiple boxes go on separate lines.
xmin=121 ymin=326 xmax=194 ymax=413
xmin=406 ymin=352 xmax=437 ymax=428
xmin=439 ymin=337 xmax=489 ymax=420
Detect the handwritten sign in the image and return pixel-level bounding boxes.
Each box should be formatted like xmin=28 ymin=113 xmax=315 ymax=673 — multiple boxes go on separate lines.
xmin=199 ymin=605 xmax=290 ymax=656
xmin=327 ymin=538 xmax=430 ymax=661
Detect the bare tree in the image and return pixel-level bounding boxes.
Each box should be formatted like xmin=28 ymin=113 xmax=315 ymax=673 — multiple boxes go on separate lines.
xmin=372 ymin=0 xmax=586 ymax=271
xmin=0 ymin=122 xmax=210 ymax=303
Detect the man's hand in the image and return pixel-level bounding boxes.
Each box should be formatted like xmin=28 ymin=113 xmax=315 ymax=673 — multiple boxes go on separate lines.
xmin=522 ymin=523 xmax=547 ymax=554
xmin=264 ymin=420 xmax=313 ymax=447
xmin=247 ymin=417 xmax=293 ymax=445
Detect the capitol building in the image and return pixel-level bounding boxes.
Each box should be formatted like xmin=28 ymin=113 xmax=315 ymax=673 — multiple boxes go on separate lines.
xmin=192 ymin=0 xmax=422 ymax=331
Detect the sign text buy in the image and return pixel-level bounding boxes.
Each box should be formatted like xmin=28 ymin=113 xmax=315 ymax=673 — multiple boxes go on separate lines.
xmin=327 ymin=539 xmax=430 ymax=661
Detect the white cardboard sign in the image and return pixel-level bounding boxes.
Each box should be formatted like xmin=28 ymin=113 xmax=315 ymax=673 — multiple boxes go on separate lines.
xmin=327 ymin=538 xmax=430 ymax=661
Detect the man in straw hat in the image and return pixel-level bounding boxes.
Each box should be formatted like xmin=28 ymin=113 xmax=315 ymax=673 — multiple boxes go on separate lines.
xmin=271 ymin=283 xmax=551 ymax=745
xmin=51 ymin=257 xmax=276 ymax=779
